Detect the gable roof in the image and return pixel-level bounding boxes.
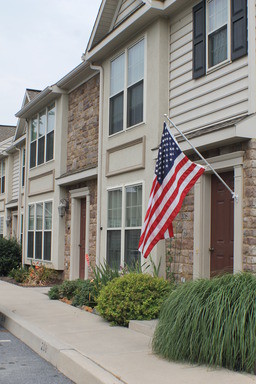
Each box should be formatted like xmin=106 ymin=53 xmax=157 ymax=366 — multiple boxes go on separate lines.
xmin=26 ymin=89 xmax=41 ymax=102
xmin=0 ymin=125 xmax=16 ymax=143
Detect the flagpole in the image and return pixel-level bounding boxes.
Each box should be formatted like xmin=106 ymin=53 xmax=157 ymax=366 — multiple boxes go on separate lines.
xmin=164 ymin=114 xmax=238 ymax=201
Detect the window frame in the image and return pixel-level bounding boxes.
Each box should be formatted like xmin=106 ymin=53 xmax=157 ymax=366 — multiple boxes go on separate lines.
xmin=21 ymin=148 xmax=25 ymax=187
xmin=0 ymin=216 xmax=3 ymax=238
xmin=29 ymin=103 xmax=55 ymax=169
xmin=109 ymin=37 xmax=145 ymax=137
xmin=206 ymin=0 xmax=231 ymax=71
xmin=27 ymin=200 xmax=53 ymax=262
xmin=106 ymin=182 xmax=144 ymax=268
xmin=0 ymin=160 xmax=5 ymax=194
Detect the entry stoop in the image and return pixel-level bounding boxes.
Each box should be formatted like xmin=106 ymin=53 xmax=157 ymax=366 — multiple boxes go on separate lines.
xmin=128 ymin=319 xmax=158 ymax=337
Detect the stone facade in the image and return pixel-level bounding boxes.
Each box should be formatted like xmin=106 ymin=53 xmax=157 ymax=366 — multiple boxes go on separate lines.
xmin=166 ymin=138 xmax=256 ymax=282
xmin=63 ymin=74 xmax=99 ymax=280
xmin=67 ymin=75 xmax=99 ymax=172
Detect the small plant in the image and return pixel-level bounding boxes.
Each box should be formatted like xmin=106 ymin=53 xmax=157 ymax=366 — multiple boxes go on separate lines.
xmin=58 ymin=279 xmax=82 ymax=299
xmin=48 ymin=285 xmax=60 ymax=300
xmin=0 ymin=237 xmax=22 ymax=276
xmin=153 ymin=273 xmax=256 ymax=374
xmin=72 ymin=280 xmax=97 ymax=308
xmin=9 ymin=266 xmax=29 ymax=283
xmin=91 ymin=262 xmax=120 ymax=298
xmin=23 ymin=264 xmax=60 ymax=286
xmin=97 ymin=273 xmax=172 ymax=326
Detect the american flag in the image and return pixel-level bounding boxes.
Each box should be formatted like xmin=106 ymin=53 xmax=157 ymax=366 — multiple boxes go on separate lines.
xmin=138 ymin=123 xmax=205 ymax=259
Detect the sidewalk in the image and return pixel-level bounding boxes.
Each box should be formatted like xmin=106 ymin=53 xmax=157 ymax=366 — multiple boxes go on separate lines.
xmin=0 ymin=280 xmax=255 ymax=384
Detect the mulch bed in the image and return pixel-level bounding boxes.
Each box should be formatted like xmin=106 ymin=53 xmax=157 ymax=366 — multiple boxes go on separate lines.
xmin=0 ymin=276 xmax=62 ymax=287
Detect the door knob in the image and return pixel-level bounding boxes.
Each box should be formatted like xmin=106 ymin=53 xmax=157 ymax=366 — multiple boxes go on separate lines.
xmin=209 ymin=247 xmax=214 ymax=252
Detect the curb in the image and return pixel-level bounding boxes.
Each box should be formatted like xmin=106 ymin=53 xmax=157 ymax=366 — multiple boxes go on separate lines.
xmin=0 ymin=305 xmax=125 ymax=384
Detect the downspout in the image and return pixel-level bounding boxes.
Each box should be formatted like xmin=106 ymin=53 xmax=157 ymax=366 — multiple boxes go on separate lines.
xmin=90 ymin=63 xmax=103 ymax=267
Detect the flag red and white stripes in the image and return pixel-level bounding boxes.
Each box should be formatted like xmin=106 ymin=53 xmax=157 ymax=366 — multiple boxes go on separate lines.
xmin=138 ymin=123 xmax=205 ymax=259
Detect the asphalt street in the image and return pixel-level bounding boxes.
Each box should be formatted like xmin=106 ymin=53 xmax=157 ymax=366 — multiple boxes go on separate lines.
xmin=0 ymin=325 xmax=74 ymax=384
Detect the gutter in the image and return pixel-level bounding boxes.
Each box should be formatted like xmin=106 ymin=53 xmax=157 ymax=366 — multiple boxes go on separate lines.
xmin=90 ymin=63 xmax=103 ymax=267
xmin=56 ymin=61 xmax=90 ymax=89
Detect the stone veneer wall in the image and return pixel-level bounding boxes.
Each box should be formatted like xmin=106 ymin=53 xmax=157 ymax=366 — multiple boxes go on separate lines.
xmin=166 ymin=139 xmax=256 ymax=282
xmin=67 ymin=74 xmax=99 ymax=172
xmin=63 ymin=74 xmax=99 ymax=280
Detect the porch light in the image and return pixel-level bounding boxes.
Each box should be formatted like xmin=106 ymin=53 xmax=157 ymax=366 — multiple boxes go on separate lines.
xmin=58 ymin=199 xmax=69 ymax=217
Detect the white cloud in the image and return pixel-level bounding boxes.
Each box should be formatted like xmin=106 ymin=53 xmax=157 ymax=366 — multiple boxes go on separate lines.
xmin=0 ymin=0 xmax=101 ymax=125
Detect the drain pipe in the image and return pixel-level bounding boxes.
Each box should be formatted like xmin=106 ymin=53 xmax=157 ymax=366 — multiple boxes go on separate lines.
xmin=90 ymin=63 xmax=103 ymax=267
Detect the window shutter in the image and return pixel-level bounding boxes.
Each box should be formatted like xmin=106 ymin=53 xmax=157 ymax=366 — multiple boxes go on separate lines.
xmin=231 ymin=0 xmax=247 ymax=61
xmin=193 ymin=1 xmax=206 ymax=79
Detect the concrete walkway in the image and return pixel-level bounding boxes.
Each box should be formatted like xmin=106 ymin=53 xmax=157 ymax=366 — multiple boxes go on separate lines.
xmin=0 ymin=280 xmax=255 ymax=384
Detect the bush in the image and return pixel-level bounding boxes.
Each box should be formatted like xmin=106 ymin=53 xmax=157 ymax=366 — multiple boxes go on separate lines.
xmin=58 ymin=279 xmax=82 ymax=299
xmin=153 ymin=273 xmax=256 ymax=374
xmin=48 ymin=285 xmax=60 ymax=300
xmin=72 ymin=280 xmax=97 ymax=308
xmin=96 ymin=273 xmax=172 ymax=326
xmin=9 ymin=266 xmax=29 ymax=283
xmin=0 ymin=237 xmax=22 ymax=276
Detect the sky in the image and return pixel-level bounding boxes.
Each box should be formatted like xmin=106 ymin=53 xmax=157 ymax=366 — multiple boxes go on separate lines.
xmin=0 ymin=0 xmax=102 ymax=126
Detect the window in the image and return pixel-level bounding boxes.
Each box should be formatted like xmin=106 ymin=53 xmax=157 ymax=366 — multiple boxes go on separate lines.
xmin=109 ymin=39 xmax=144 ymax=135
xmin=193 ymin=0 xmax=247 ymax=78
xmin=0 ymin=216 xmax=3 ymax=238
xmin=107 ymin=184 xmax=142 ymax=268
xmin=20 ymin=214 xmax=23 ymax=246
xmin=30 ymin=104 xmax=55 ymax=168
xmin=27 ymin=201 xmax=52 ymax=261
xmin=21 ymin=148 xmax=25 ymax=187
xmin=0 ymin=161 xmax=5 ymax=194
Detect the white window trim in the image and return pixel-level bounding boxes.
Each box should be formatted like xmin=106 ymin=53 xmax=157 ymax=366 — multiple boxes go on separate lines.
xmin=27 ymin=200 xmax=53 ymax=262
xmin=206 ymin=0 xmax=231 ymax=72
xmin=108 ymin=36 xmax=146 ymax=137
xmin=30 ymin=103 xmax=56 ymax=169
xmin=106 ymin=181 xmax=144 ymax=267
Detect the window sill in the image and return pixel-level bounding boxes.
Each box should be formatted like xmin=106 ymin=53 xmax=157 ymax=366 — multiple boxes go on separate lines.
xmin=206 ymin=59 xmax=231 ymax=75
xmin=108 ymin=121 xmax=146 ymax=138
xmin=29 ymin=158 xmax=54 ymax=172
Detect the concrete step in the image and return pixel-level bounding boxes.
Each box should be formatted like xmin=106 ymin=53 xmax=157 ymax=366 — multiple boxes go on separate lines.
xmin=129 ymin=319 xmax=158 ymax=337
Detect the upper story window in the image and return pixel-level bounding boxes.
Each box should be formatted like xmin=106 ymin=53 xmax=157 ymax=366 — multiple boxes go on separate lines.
xmin=109 ymin=39 xmax=144 ymax=135
xmin=21 ymin=148 xmax=25 ymax=187
xmin=30 ymin=104 xmax=55 ymax=168
xmin=193 ymin=0 xmax=247 ymax=78
xmin=107 ymin=184 xmax=142 ymax=269
xmin=0 ymin=160 xmax=5 ymax=194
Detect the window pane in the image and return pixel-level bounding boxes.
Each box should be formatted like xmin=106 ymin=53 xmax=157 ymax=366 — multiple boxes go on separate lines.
xmin=47 ymin=104 xmax=55 ymax=133
xmin=39 ymin=110 xmax=46 ymax=137
xmin=36 ymin=203 xmax=43 ymax=230
xmin=1 ymin=176 xmax=5 ymax=194
xmin=110 ymin=54 xmax=125 ymax=96
xmin=27 ymin=232 xmax=34 ymax=258
xmin=44 ymin=232 xmax=52 ymax=261
xmin=208 ymin=0 xmax=228 ymax=34
xmin=45 ymin=202 xmax=52 ymax=230
xmin=28 ymin=205 xmax=34 ymax=230
xmin=0 ymin=217 xmax=3 ymax=236
xmin=125 ymin=229 xmax=141 ymax=268
xmin=31 ymin=118 xmax=37 ymax=142
xmin=127 ymin=80 xmax=143 ymax=127
xmin=37 ymin=137 xmax=45 ymax=165
xmin=208 ymin=26 xmax=227 ymax=67
xmin=30 ymin=141 xmax=36 ymax=168
xmin=126 ymin=184 xmax=142 ymax=227
xmin=128 ymin=40 xmax=144 ymax=87
xmin=108 ymin=189 xmax=122 ymax=228
xmin=46 ymin=131 xmax=54 ymax=161
xmin=107 ymin=230 xmax=121 ymax=269
xmin=2 ymin=161 xmax=5 ymax=176
xmin=109 ymin=92 xmax=124 ymax=135
xmin=35 ymin=232 xmax=42 ymax=259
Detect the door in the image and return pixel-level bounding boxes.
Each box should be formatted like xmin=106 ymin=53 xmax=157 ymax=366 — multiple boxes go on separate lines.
xmin=210 ymin=171 xmax=234 ymax=277
xmin=79 ymin=199 xmax=86 ymax=279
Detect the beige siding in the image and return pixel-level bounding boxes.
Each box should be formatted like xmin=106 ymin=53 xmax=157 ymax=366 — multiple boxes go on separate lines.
xmin=12 ymin=152 xmax=19 ymax=200
xmin=114 ymin=0 xmax=143 ymax=27
xmin=169 ymin=6 xmax=249 ymax=133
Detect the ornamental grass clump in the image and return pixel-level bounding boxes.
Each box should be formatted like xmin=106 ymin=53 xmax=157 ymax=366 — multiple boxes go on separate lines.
xmin=153 ymin=273 xmax=256 ymax=374
xmin=97 ymin=273 xmax=172 ymax=326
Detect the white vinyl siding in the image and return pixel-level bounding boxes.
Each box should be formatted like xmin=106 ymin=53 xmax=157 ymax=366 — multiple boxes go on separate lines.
xmin=114 ymin=0 xmax=143 ymax=27
xmin=12 ymin=152 xmax=19 ymax=200
xmin=169 ymin=6 xmax=249 ymax=133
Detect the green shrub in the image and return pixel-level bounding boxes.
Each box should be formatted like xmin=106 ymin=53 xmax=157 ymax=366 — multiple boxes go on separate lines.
xmin=92 ymin=262 xmax=120 ymax=298
xmin=97 ymin=273 xmax=172 ymax=326
xmin=9 ymin=266 xmax=29 ymax=283
xmin=48 ymin=285 xmax=60 ymax=300
xmin=72 ymin=280 xmax=97 ymax=308
xmin=58 ymin=279 xmax=82 ymax=299
xmin=0 ymin=237 xmax=22 ymax=276
xmin=153 ymin=273 xmax=256 ymax=374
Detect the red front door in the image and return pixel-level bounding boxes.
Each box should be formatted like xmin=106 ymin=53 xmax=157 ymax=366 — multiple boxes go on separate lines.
xmin=210 ymin=171 xmax=234 ymax=277
xmin=79 ymin=199 xmax=86 ymax=279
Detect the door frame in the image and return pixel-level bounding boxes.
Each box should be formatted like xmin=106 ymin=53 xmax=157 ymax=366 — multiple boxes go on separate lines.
xmin=70 ymin=187 xmax=90 ymax=280
xmin=193 ymin=151 xmax=244 ymax=279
